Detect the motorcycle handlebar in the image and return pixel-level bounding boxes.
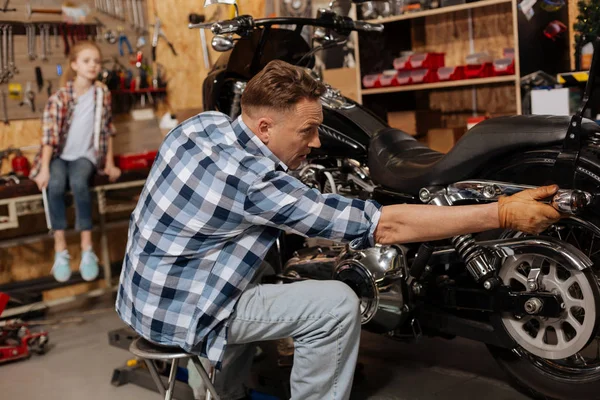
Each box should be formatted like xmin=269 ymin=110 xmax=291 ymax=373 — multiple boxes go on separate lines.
xmin=189 ymin=15 xmax=383 ymax=36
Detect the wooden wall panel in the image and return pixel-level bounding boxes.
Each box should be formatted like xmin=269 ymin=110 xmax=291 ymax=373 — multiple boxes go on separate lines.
xmin=412 ymin=4 xmax=514 ymax=66
xmin=410 ymin=3 xmax=516 ymax=120
xmin=147 ymin=0 xmax=266 ymax=112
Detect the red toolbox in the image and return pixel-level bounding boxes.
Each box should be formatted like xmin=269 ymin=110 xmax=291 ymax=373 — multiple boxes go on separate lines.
xmin=115 ymin=150 xmax=158 ymax=171
xmin=437 ymin=66 xmax=465 ymax=81
xmin=409 ymin=52 xmax=445 ymax=69
xmin=410 ymin=69 xmax=439 ymax=84
xmin=393 ymin=55 xmax=412 ymax=71
xmin=362 ymin=74 xmax=379 ymax=88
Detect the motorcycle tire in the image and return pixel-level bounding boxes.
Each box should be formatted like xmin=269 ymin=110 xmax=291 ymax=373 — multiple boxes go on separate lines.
xmin=480 ymin=147 xmax=600 ymax=400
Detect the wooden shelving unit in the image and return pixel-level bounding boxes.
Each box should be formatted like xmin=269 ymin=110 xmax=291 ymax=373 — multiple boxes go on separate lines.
xmin=362 ymin=75 xmax=518 ymax=95
xmin=352 ymin=0 xmax=522 ymax=117
xmin=365 ymin=0 xmax=513 ymax=24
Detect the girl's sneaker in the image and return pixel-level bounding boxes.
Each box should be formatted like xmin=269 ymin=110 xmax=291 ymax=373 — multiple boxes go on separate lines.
xmin=80 ymin=248 xmax=99 ymax=281
xmin=52 ymin=250 xmax=71 ymax=282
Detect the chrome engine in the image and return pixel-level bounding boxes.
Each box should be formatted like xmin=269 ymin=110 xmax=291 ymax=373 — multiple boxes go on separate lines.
xmin=283 ymin=244 xmax=410 ymax=333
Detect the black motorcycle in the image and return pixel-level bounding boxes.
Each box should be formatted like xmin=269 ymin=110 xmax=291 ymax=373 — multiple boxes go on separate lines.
xmin=191 ymin=2 xmax=600 ymax=398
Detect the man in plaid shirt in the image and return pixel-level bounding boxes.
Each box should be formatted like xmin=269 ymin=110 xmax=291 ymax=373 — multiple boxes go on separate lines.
xmin=116 ymin=60 xmax=561 ymax=400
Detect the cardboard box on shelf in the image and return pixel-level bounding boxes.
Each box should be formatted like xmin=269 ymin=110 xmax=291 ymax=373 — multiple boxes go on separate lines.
xmin=427 ymin=128 xmax=466 ymax=153
xmin=387 ymin=110 xmax=443 ymax=137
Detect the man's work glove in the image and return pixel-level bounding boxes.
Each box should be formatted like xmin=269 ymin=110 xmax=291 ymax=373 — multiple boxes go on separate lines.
xmin=498 ymin=185 xmax=562 ymax=235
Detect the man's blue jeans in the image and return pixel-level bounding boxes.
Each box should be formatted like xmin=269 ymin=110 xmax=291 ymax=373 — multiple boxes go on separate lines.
xmin=47 ymin=157 xmax=95 ymax=231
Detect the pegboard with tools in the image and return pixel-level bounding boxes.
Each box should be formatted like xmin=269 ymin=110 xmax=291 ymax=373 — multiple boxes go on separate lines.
xmin=0 ymin=0 xmax=170 ymax=124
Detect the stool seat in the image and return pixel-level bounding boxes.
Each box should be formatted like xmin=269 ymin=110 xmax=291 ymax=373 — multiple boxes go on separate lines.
xmin=129 ymin=337 xmax=190 ymax=360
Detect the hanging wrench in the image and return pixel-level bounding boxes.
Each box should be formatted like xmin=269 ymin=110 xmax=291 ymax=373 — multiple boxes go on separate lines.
xmin=136 ymin=0 xmax=145 ymax=32
xmin=0 ymin=25 xmax=5 ymax=84
xmin=8 ymin=25 xmax=17 ymax=76
xmin=2 ymin=25 xmax=10 ymax=81
xmin=40 ymin=24 xmax=47 ymax=61
xmin=1 ymin=90 xmax=7 ymax=125
xmin=28 ymin=24 xmax=37 ymax=61
xmin=53 ymin=24 xmax=59 ymax=48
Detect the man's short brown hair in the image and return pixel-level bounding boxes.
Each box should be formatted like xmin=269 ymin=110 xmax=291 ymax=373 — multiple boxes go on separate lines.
xmin=241 ymin=60 xmax=326 ymax=116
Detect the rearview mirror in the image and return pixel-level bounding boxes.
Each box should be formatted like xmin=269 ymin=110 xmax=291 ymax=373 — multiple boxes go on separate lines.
xmin=204 ymin=0 xmax=237 ymax=6
xmin=204 ymin=0 xmax=239 ymax=16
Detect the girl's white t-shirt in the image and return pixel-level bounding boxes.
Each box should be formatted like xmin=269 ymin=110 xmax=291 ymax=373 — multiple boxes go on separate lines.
xmin=60 ymin=86 xmax=97 ymax=165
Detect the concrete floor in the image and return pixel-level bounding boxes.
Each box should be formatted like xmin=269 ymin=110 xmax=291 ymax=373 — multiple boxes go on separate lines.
xmin=0 ymin=293 xmax=532 ymax=400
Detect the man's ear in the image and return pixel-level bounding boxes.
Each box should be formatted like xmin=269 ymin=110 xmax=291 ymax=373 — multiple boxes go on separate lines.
xmin=256 ymin=117 xmax=272 ymax=144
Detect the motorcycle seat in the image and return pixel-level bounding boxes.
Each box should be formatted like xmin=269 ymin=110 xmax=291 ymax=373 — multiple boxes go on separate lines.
xmin=368 ymin=115 xmax=600 ymax=194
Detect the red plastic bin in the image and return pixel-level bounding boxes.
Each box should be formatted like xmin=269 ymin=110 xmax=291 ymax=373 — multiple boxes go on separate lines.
xmin=379 ymin=70 xmax=398 ymax=87
xmin=493 ymin=58 xmax=515 ymax=76
xmin=393 ymin=55 xmax=412 ymax=71
xmin=396 ymin=71 xmax=412 ymax=85
xmin=362 ymin=74 xmax=379 ymax=88
xmin=115 ymin=150 xmax=158 ymax=171
xmin=409 ymin=53 xmax=445 ymax=69
xmin=437 ymin=66 xmax=465 ymax=81
xmin=464 ymin=63 xmax=494 ymax=79
xmin=410 ymin=69 xmax=439 ymax=84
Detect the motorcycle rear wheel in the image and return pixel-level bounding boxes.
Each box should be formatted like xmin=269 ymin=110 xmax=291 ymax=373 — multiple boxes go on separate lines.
xmin=482 ymin=149 xmax=600 ymax=400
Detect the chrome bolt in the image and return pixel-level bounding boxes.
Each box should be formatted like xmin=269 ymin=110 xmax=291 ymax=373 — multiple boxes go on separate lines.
xmin=419 ymin=188 xmax=431 ymax=203
xmin=528 ymin=282 xmax=538 ymax=291
xmin=483 ymin=185 xmax=496 ymax=199
xmin=524 ymin=297 xmax=544 ymax=314
xmin=483 ymin=280 xmax=493 ymax=290
xmin=561 ymin=302 xmax=566 ymax=310
xmin=412 ymin=283 xmax=423 ymax=296
xmin=424 ymin=266 xmax=431 ymax=273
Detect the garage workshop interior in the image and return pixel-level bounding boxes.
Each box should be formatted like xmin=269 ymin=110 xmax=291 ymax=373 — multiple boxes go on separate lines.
xmin=2 ymin=0 xmax=600 ymax=399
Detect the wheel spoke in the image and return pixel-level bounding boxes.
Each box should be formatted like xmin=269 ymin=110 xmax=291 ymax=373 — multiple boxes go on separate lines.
xmin=588 ymin=235 xmax=595 ymax=259
xmin=566 ymin=296 xmax=586 ymax=309
xmin=566 ymin=315 xmax=583 ymax=334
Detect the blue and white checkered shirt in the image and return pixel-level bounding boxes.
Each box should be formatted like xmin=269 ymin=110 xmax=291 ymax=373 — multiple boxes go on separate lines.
xmin=116 ymin=111 xmax=382 ymax=367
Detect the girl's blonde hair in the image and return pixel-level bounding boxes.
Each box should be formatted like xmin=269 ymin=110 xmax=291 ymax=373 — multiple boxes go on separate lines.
xmin=60 ymin=41 xmax=102 ymax=87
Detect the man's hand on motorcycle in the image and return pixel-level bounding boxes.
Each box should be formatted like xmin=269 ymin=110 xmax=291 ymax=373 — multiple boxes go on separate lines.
xmin=498 ymin=185 xmax=563 ymax=235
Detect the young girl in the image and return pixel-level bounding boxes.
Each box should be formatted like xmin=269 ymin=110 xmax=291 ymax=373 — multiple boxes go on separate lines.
xmin=31 ymin=41 xmax=121 ymax=283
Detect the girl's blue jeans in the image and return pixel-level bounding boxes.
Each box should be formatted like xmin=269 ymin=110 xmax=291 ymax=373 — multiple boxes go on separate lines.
xmin=47 ymin=157 xmax=96 ymax=231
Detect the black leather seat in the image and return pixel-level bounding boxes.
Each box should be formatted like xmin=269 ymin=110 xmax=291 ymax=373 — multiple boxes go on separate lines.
xmin=368 ymin=115 xmax=600 ymax=194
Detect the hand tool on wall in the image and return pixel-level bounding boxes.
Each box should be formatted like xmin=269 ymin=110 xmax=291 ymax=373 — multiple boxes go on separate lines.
xmin=0 ymin=25 xmax=6 ymax=84
xmin=189 ymin=13 xmax=211 ymax=69
xmin=60 ymin=24 xmax=70 ymax=56
xmin=19 ymin=82 xmax=35 ymax=113
xmin=94 ymin=17 xmax=105 ymax=42
xmin=1 ymin=90 xmax=8 ymax=125
xmin=118 ymin=29 xmax=133 ymax=56
xmin=0 ymin=0 xmax=15 ymax=12
xmin=8 ymin=25 xmax=17 ymax=76
xmin=136 ymin=0 xmax=146 ymax=32
xmin=1 ymin=25 xmax=9 ymax=82
xmin=26 ymin=4 xmax=62 ymax=19
xmin=150 ymin=17 xmax=177 ymax=87
xmin=53 ymin=24 xmax=59 ymax=48
xmin=35 ymin=67 xmax=44 ymax=93
xmin=40 ymin=25 xmax=47 ymax=61
xmin=129 ymin=0 xmax=138 ymax=29
xmin=104 ymin=29 xmax=117 ymax=44
xmin=27 ymin=24 xmax=37 ymax=60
